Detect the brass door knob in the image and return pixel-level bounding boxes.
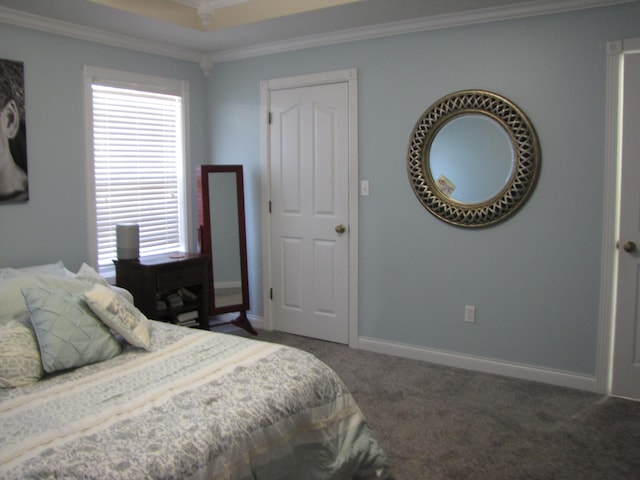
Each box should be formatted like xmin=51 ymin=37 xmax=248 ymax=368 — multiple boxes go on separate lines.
xmin=335 ymin=224 xmax=346 ymax=234
xmin=623 ymin=241 xmax=637 ymax=253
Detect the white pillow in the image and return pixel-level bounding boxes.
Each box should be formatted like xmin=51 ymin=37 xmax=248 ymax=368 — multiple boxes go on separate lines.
xmin=0 ymin=261 xmax=67 ymax=280
xmin=0 ymin=275 xmax=95 ymax=326
xmin=73 ymin=262 xmax=110 ymax=287
xmin=71 ymin=263 xmax=135 ymax=304
xmin=111 ymin=286 xmax=135 ymax=305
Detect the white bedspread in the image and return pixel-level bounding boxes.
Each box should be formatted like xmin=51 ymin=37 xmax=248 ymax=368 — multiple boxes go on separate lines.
xmin=0 ymin=321 xmax=390 ymax=479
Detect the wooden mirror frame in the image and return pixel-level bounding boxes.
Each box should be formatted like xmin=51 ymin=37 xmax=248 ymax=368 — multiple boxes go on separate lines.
xmin=196 ymin=165 xmax=256 ymax=334
xmin=407 ymin=90 xmax=540 ymax=228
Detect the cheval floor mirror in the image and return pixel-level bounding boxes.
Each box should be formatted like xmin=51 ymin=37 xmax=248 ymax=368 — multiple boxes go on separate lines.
xmin=196 ymin=165 xmax=256 ymax=335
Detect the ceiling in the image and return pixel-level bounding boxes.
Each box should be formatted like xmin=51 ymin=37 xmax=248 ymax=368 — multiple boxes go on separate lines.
xmin=0 ymin=0 xmax=634 ymax=64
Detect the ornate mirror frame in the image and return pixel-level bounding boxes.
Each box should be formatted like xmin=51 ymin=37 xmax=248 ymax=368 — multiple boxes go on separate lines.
xmin=407 ymin=90 xmax=540 ymax=228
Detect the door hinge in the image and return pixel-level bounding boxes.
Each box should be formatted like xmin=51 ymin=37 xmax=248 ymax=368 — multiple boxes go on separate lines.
xmin=269 ymin=288 xmax=273 ymax=300
xmin=268 ymin=112 xmax=272 ymax=124
xmin=269 ymin=201 xmax=272 ymax=213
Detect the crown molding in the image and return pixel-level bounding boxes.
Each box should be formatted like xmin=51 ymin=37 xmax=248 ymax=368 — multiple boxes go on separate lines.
xmin=209 ymin=0 xmax=636 ymax=63
xmin=0 ymin=0 xmax=635 ymax=68
xmin=0 ymin=6 xmax=201 ymax=63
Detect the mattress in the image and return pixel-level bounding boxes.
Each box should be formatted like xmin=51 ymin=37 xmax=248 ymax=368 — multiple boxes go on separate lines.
xmin=0 ymin=321 xmax=390 ymax=479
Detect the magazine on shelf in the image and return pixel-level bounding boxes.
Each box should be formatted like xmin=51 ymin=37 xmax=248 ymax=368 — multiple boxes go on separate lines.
xmin=176 ymin=310 xmax=199 ymax=322
xmin=177 ymin=319 xmax=198 ymax=327
xmin=177 ymin=288 xmax=198 ymax=302
xmin=166 ymin=293 xmax=183 ymax=310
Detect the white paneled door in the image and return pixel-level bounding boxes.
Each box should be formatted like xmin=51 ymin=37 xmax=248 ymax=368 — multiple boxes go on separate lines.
xmin=268 ymin=81 xmax=350 ymax=344
xmin=612 ymin=40 xmax=640 ymax=399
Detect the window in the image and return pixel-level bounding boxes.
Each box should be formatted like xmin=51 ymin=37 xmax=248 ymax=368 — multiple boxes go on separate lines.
xmin=84 ymin=67 xmax=190 ymax=277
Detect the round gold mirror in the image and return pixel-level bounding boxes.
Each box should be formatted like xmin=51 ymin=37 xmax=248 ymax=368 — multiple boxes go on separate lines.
xmin=407 ymin=90 xmax=540 ymax=227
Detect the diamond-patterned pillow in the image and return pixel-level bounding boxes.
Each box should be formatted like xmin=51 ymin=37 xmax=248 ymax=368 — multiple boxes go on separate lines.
xmin=21 ymin=287 xmax=122 ymax=373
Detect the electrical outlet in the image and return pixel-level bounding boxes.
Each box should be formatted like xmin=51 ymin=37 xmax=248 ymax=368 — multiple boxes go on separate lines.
xmin=464 ymin=305 xmax=476 ymax=323
xmin=360 ymin=180 xmax=370 ymax=196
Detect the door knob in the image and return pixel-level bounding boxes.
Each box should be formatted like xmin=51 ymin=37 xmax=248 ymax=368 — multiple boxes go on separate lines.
xmin=335 ymin=224 xmax=346 ymax=234
xmin=623 ymin=241 xmax=637 ymax=253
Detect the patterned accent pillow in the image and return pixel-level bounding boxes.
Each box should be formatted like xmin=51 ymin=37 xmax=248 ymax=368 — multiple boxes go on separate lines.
xmin=22 ymin=287 xmax=122 ymax=373
xmin=84 ymin=284 xmax=152 ymax=351
xmin=0 ymin=320 xmax=44 ymax=387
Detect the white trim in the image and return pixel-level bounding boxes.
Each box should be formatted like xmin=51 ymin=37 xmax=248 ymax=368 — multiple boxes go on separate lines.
xmin=599 ymin=37 xmax=640 ymax=395
xmin=83 ymin=65 xmax=192 ymax=274
xmin=0 ymin=1 xmax=634 ymax=65
xmin=263 ymin=69 xmax=356 ymax=90
xmin=260 ymin=69 xmax=359 ymax=348
xmin=259 ymin=80 xmax=271 ymax=331
xmin=253 ymin=313 xmax=595 ymax=390
xmin=182 ymin=85 xmax=194 ymax=256
xmin=208 ymin=0 xmax=635 ymax=63
xmin=346 ymin=70 xmax=359 ymax=350
xmin=358 ymin=337 xmax=597 ymax=392
xmin=0 ymin=6 xmax=200 ymax=62
xmin=83 ymin=68 xmax=98 ymax=270
xmin=83 ymin=66 xmax=190 ymax=94
xmin=247 ymin=313 xmax=265 ymax=330
xmin=597 ymin=41 xmax=622 ymax=395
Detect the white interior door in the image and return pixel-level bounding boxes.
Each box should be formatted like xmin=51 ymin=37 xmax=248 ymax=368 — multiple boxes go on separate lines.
xmin=612 ymin=40 xmax=640 ymax=399
xmin=268 ymin=81 xmax=350 ymax=344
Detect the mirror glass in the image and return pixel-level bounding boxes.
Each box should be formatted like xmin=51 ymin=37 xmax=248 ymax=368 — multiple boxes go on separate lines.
xmin=208 ymin=172 xmax=242 ymax=307
xmin=197 ymin=165 xmax=256 ymax=334
xmin=428 ymin=114 xmax=515 ymax=204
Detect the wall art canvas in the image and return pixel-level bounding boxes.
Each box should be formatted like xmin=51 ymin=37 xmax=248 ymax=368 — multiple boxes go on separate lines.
xmin=0 ymin=59 xmax=28 ymax=203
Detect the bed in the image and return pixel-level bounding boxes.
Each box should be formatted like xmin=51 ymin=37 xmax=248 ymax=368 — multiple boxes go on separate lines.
xmin=0 ymin=263 xmax=391 ymax=479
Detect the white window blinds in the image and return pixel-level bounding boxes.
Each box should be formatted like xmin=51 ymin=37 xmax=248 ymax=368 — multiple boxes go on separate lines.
xmin=90 ymin=80 xmax=186 ymax=275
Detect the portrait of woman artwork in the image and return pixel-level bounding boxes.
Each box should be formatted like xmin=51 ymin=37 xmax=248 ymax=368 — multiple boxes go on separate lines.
xmin=0 ymin=59 xmax=28 ymax=203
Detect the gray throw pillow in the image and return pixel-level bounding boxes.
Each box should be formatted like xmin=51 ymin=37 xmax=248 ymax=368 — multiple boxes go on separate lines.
xmin=22 ymin=287 xmax=122 ymax=373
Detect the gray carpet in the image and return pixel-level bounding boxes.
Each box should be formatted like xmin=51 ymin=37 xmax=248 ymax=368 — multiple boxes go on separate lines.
xmin=222 ymin=326 xmax=640 ymax=479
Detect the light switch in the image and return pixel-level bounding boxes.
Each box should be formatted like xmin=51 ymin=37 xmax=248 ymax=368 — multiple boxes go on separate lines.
xmin=360 ymin=180 xmax=370 ymax=196
xmin=464 ymin=305 xmax=476 ymax=323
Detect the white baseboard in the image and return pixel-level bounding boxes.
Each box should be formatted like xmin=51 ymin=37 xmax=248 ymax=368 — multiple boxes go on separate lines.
xmin=357 ymin=337 xmax=597 ymax=393
xmin=247 ymin=313 xmax=265 ymax=330
xmin=246 ymin=316 xmax=596 ymax=392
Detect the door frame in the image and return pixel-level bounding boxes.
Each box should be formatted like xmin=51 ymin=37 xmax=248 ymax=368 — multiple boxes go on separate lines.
xmin=260 ymin=69 xmax=359 ymax=348
xmin=597 ymin=38 xmax=640 ymax=395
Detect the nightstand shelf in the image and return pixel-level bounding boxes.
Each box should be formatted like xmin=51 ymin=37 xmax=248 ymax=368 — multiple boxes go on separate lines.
xmin=114 ymin=253 xmax=210 ymax=329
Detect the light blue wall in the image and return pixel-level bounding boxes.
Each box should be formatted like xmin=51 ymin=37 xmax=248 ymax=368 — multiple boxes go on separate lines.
xmin=0 ymin=24 xmax=208 ymax=272
xmin=2 ymin=4 xmax=640 ymax=377
xmin=207 ymin=3 xmax=640 ymax=375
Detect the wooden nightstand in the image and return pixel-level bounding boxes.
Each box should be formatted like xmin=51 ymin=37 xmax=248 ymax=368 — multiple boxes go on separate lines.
xmin=114 ymin=253 xmax=210 ymax=329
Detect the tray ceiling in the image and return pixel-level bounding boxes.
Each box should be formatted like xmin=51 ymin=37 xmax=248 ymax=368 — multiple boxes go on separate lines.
xmin=0 ymin=0 xmax=634 ymax=63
